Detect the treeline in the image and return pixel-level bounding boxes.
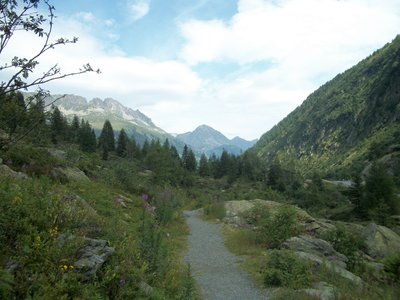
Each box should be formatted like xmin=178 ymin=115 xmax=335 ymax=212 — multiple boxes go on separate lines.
xmin=0 ymin=92 xmax=97 ymax=151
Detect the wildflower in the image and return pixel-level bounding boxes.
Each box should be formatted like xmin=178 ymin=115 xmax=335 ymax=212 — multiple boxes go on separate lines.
xmin=49 ymin=227 xmax=59 ymax=239
xmin=33 ymin=235 xmax=42 ymax=249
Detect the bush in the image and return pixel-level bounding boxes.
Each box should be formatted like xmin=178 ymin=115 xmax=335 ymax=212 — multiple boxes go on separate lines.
xmin=321 ymin=225 xmax=365 ymax=274
xmin=204 ymin=200 xmax=226 ymax=220
xmin=2 ymin=145 xmax=62 ymax=176
xmin=383 ymin=252 xmax=400 ymax=283
xmin=248 ymin=205 xmax=300 ymax=248
xmin=262 ymin=250 xmax=311 ymax=289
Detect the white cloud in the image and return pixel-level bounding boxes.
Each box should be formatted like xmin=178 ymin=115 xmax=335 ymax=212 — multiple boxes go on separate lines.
xmin=174 ymin=0 xmax=400 ymax=138
xmin=127 ymin=0 xmax=151 ymax=22
xmin=1 ymin=0 xmax=399 ymax=140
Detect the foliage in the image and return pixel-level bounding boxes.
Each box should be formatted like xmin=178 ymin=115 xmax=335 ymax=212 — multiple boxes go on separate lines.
xmin=98 ymin=120 xmax=115 ymax=153
xmin=116 ymin=128 xmax=128 ymax=157
xmin=182 ymin=144 xmax=196 ymax=172
xmin=383 ymin=253 xmax=400 ymax=284
xmin=252 ymin=35 xmax=400 ymax=176
xmin=204 ymin=199 xmax=226 ymax=220
xmin=262 ymin=250 xmax=311 ymax=289
xmin=0 ymin=0 xmax=98 ymax=95
xmin=239 ymin=204 xmax=302 ymax=249
xmin=321 ymin=225 xmax=365 ymax=273
xmin=2 ymin=144 xmax=62 ymax=176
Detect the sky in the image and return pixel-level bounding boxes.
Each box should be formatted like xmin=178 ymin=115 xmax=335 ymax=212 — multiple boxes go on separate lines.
xmin=1 ymin=0 xmax=400 ymax=140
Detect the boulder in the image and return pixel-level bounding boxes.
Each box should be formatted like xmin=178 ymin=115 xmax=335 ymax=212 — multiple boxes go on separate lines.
xmin=139 ymin=281 xmax=154 ymax=296
xmin=74 ymin=238 xmax=114 ymax=280
xmin=55 ymin=167 xmax=89 ymax=182
xmin=307 ymin=218 xmax=336 ymax=236
xmin=302 ymin=281 xmax=336 ymax=300
xmin=295 ymin=251 xmax=363 ymax=286
xmin=223 ymin=199 xmax=314 ymax=226
xmin=0 ymin=165 xmax=28 ymax=180
xmin=284 ymin=235 xmax=348 ymax=269
xmin=361 ymin=223 xmax=400 ymax=259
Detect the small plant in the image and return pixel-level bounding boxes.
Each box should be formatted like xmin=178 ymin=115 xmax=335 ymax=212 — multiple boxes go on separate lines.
xmin=262 ymin=250 xmax=311 ymax=289
xmin=383 ymin=252 xmax=400 ymax=283
xmin=257 ymin=205 xmax=301 ymax=248
xmin=321 ymin=225 xmax=365 ymax=274
xmin=204 ymin=199 xmax=226 ymax=220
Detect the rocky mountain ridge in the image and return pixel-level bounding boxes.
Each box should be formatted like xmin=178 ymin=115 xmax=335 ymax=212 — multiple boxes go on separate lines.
xmin=177 ymin=124 xmax=257 ymax=157
xmin=251 ymin=35 xmax=400 ymax=176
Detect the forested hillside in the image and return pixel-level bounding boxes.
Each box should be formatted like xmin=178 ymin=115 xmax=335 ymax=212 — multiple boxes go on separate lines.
xmin=252 ymin=35 xmax=400 ymax=177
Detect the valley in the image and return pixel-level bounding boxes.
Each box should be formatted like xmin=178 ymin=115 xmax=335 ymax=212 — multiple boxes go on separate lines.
xmin=0 ymin=1 xmax=400 ymax=299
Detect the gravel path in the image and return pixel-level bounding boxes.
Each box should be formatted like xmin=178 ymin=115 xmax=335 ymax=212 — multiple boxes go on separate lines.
xmin=184 ymin=210 xmax=268 ymax=300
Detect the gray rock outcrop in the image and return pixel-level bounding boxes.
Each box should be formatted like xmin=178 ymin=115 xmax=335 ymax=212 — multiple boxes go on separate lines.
xmin=0 ymin=165 xmax=28 ymax=180
xmin=74 ymin=238 xmax=115 ymax=280
xmin=283 ymin=235 xmax=348 ymax=269
xmin=302 ymin=281 xmax=336 ymax=300
xmin=361 ymin=223 xmax=400 ymax=259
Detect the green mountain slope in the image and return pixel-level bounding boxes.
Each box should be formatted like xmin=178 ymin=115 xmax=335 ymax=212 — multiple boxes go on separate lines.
xmin=252 ymin=35 xmax=400 ymax=176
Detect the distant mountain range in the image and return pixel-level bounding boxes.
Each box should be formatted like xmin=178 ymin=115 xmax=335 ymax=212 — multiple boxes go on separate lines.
xmin=25 ymin=93 xmax=183 ymax=149
xmin=24 ymin=93 xmax=255 ymax=157
xmin=177 ymin=125 xmax=257 ymax=157
xmin=251 ymin=35 xmax=400 ymax=176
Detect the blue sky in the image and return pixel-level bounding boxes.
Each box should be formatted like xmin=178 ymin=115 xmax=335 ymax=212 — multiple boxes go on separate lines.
xmin=2 ymin=0 xmax=400 ymax=139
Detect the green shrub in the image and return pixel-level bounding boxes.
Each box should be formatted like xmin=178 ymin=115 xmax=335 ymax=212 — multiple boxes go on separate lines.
xmin=321 ymin=225 xmax=365 ymax=274
xmin=204 ymin=200 xmax=226 ymax=220
xmin=154 ymin=188 xmax=180 ymax=225
xmin=262 ymin=250 xmax=311 ymax=289
xmin=257 ymin=205 xmax=300 ymax=248
xmin=383 ymin=252 xmax=400 ymax=283
xmin=2 ymin=145 xmax=62 ymax=176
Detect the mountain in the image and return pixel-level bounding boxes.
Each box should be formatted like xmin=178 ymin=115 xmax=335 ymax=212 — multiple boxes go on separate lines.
xmin=32 ymin=94 xmax=185 ymax=148
xmin=251 ymin=35 xmax=400 ymax=176
xmin=176 ymin=124 xmax=257 ymax=156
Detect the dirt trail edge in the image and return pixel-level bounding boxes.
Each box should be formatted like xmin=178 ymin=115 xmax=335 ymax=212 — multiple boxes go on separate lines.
xmin=184 ymin=210 xmax=269 ymax=300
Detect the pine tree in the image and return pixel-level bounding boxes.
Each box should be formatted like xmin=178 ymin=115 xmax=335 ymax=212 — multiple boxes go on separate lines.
xmin=362 ymin=162 xmax=397 ymax=216
xmin=98 ymin=120 xmax=115 ymax=152
xmin=70 ymin=115 xmax=80 ymax=142
xmin=50 ymin=106 xmax=67 ymax=144
xmin=182 ymin=145 xmax=196 ymax=172
xmin=198 ymin=154 xmax=210 ymax=177
xmin=116 ymin=129 xmax=129 ymax=157
xmin=349 ymin=173 xmax=364 ymax=215
xmin=78 ymin=120 xmax=97 ymax=153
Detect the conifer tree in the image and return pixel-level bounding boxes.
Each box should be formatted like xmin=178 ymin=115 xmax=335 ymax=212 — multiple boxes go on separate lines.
xmin=182 ymin=145 xmax=196 ymax=172
xmin=362 ymin=162 xmax=397 ymax=216
xmin=98 ymin=120 xmax=115 ymax=152
xmin=50 ymin=106 xmax=67 ymax=143
xmin=78 ymin=120 xmax=96 ymax=153
xmin=116 ymin=129 xmax=129 ymax=157
xmin=198 ymin=154 xmax=210 ymax=177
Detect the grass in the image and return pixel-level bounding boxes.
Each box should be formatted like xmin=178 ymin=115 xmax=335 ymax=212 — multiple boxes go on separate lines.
xmin=221 ymin=211 xmax=400 ymax=300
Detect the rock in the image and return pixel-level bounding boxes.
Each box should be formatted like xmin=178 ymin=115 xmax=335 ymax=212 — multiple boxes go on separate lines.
xmin=307 ymin=218 xmax=336 ymax=236
xmin=223 ymin=199 xmax=314 ymax=226
xmin=284 ymin=235 xmax=348 ymax=269
xmin=365 ymin=261 xmax=385 ymax=278
xmin=302 ymin=281 xmax=336 ymax=300
xmin=361 ymin=223 xmax=400 ymax=259
xmin=115 ymin=197 xmax=127 ymax=208
xmin=295 ymin=251 xmax=363 ymax=286
xmin=139 ymin=281 xmax=153 ymax=296
xmin=47 ymin=149 xmax=66 ymax=160
xmin=74 ymin=238 xmax=114 ymax=280
xmin=55 ymin=167 xmax=89 ymax=182
xmin=0 ymin=165 xmax=28 ymax=180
